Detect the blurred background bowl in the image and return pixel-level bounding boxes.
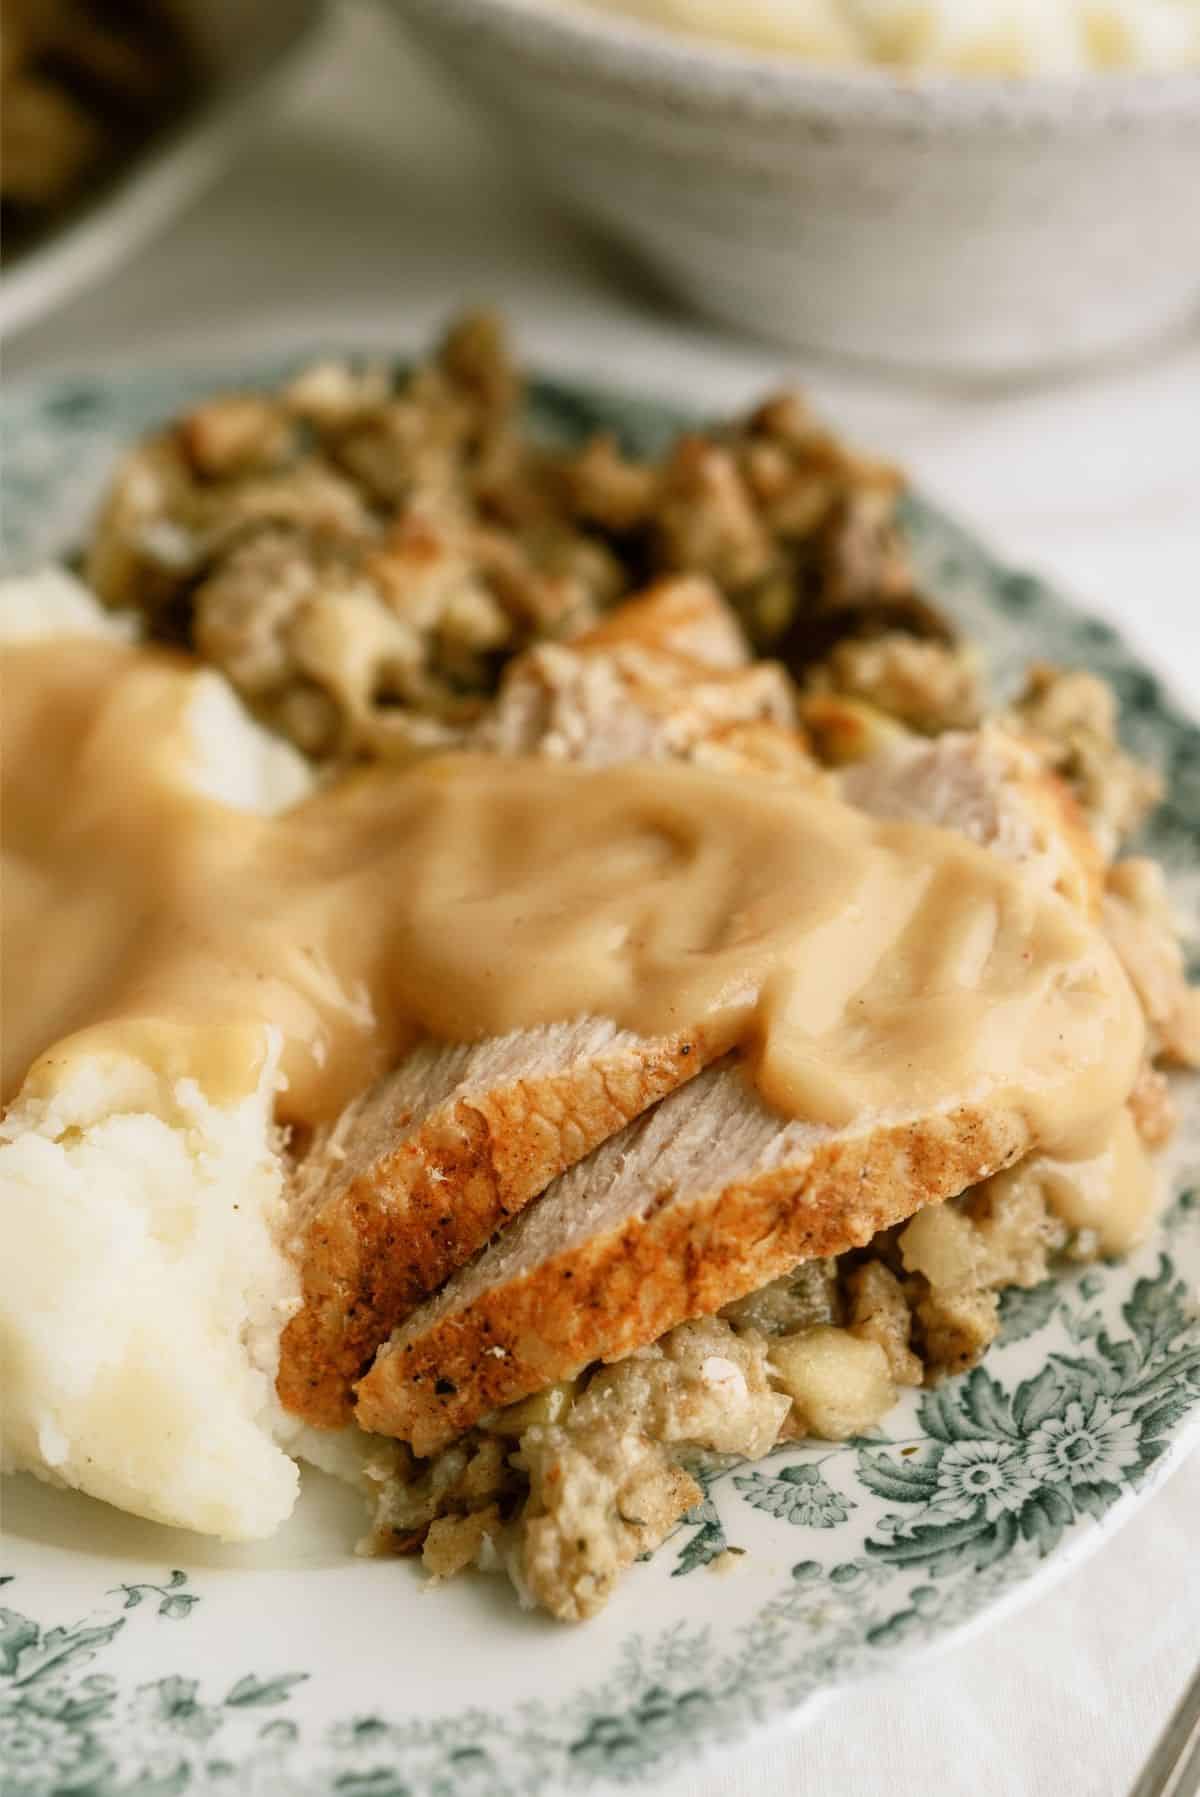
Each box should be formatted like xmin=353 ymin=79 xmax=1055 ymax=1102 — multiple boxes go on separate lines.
xmin=0 ymin=0 xmax=328 ymax=340
xmin=391 ymin=0 xmax=1200 ymax=376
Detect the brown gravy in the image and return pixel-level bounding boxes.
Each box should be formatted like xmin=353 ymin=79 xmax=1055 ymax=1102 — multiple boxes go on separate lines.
xmin=2 ymin=639 xmax=1143 ymax=1155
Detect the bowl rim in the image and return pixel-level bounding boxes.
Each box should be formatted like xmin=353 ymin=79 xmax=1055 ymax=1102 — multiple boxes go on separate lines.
xmin=396 ymin=0 xmax=1200 ymax=122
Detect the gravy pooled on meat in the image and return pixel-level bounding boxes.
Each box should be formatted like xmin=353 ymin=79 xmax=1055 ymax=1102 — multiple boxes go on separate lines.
xmin=4 ymin=635 xmax=1141 ymax=1152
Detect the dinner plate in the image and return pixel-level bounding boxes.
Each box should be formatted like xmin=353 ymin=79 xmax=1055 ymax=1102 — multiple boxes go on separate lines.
xmin=2 ymin=360 xmax=1198 ymax=1796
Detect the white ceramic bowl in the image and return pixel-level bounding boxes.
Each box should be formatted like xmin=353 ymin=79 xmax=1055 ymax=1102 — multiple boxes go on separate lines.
xmin=392 ymin=0 xmax=1200 ymax=374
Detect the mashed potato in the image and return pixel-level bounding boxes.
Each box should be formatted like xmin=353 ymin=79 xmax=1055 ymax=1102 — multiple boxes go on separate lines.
xmin=0 ymin=574 xmax=322 ymax=1539
xmin=579 ymin=0 xmax=1200 ymax=72
xmin=0 ymin=1061 xmax=299 ymax=1538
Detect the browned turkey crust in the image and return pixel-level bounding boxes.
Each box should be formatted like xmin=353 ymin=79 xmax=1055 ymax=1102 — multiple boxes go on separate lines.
xmin=276 ymin=1022 xmax=720 ymax=1426
xmin=355 ymin=1061 xmax=1033 ymax=1454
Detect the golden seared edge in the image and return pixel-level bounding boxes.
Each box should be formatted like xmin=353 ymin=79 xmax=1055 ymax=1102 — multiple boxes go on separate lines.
xmin=277 ymin=1023 xmax=719 ymax=1428
xmin=355 ymin=1075 xmax=1033 ymax=1456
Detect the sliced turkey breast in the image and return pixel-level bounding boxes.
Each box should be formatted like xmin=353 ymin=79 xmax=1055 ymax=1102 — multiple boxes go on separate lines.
xmin=354 ymin=1058 xmax=1044 ymax=1453
xmin=277 ymin=577 xmax=808 ymax=1425
xmin=354 ymin=730 xmax=1129 ymax=1453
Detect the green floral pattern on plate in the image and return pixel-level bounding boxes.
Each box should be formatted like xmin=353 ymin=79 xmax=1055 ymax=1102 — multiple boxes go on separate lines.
xmin=2 ymin=360 xmax=1198 ymax=1795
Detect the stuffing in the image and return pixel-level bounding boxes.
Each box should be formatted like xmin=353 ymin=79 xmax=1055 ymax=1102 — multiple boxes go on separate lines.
xmin=896 ymin=1166 xmax=1071 ymax=1376
xmin=719 ymin=1259 xmax=840 ymax=1336
xmin=83 ymin=312 xmax=957 ymax=766
xmin=423 ymin=1505 xmax=505 ymax=1581
xmin=518 ymin=1423 xmax=700 ymax=1622
xmin=767 ymin=1327 xmax=897 ymax=1440
xmin=910 ymin=1288 xmax=1001 ymax=1377
xmin=365 ymin=1317 xmax=792 ymax=1619
xmin=843 ymin=1260 xmax=924 ymax=1387
xmin=588 ymin=1318 xmax=793 ymax=1461
xmin=1011 ymin=663 xmax=1163 ymax=855
xmin=805 ymin=632 xmax=983 ymax=733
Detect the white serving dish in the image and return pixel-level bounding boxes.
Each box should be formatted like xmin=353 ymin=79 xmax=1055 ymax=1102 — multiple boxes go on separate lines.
xmin=391 ymin=0 xmax=1200 ymax=375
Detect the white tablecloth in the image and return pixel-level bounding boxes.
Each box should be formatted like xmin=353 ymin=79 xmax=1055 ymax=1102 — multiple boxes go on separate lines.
xmin=9 ymin=7 xmax=1199 ymax=1791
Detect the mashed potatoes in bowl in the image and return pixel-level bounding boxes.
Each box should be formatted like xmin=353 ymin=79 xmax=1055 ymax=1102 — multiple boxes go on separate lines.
xmin=398 ymin=0 xmax=1200 ymax=370
xmin=576 ymin=0 xmax=1200 ymax=72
